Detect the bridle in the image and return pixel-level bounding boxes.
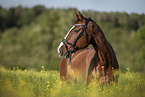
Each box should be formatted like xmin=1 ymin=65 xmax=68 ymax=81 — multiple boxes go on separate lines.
xmin=62 ymin=18 xmax=91 ymax=55
xmin=61 ymin=18 xmax=91 ymax=82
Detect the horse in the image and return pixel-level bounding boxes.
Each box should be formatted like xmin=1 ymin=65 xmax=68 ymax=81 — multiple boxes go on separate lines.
xmin=58 ymin=11 xmax=119 ymax=83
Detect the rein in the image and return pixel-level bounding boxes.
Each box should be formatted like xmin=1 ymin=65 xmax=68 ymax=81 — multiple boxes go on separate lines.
xmin=62 ymin=18 xmax=91 ymax=82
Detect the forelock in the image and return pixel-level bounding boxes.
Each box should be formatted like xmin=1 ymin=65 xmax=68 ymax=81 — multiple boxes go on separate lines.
xmin=73 ymin=18 xmax=80 ymax=24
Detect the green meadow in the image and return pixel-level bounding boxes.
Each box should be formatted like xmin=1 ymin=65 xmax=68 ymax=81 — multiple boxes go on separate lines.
xmin=0 ymin=67 xmax=145 ymax=97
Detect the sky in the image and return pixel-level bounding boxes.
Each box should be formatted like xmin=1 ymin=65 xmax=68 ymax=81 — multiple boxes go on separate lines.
xmin=0 ymin=0 xmax=145 ymax=14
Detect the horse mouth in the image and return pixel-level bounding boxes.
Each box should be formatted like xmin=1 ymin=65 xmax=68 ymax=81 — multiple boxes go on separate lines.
xmin=58 ymin=50 xmax=69 ymax=58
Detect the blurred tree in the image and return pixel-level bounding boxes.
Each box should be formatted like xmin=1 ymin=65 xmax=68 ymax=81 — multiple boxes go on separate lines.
xmin=32 ymin=5 xmax=46 ymax=16
xmin=135 ymin=26 xmax=145 ymax=65
xmin=16 ymin=7 xmax=35 ymax=27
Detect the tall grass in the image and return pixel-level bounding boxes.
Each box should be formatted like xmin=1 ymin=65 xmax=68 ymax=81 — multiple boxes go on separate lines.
xmin=0 ymin=66 xmax=145 ymax=97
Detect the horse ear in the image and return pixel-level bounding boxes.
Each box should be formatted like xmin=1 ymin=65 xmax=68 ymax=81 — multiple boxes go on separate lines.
xmin=78 ymin=11 xmax=84 ymax=21
xmin=75 ymin=12 xmax=79 ymax=20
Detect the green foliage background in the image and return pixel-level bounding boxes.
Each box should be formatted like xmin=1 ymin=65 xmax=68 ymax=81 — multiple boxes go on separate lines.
xmin=0 ymin=5 xmax=145 ymax=72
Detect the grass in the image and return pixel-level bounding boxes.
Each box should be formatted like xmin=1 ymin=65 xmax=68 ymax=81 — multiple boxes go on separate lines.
xmin=0 ymin=66 xmax=145 ymax=97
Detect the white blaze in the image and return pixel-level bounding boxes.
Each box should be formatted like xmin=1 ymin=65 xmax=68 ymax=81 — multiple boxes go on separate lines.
xmin=57 ymin=42 xmax=63 ymax=54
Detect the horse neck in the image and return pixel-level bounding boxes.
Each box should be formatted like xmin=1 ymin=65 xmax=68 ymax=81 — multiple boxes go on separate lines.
xmin=90 ymin=22 xmax=105 ymax=52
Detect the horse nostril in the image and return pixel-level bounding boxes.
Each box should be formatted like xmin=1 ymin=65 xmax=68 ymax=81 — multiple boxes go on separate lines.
xmin=60 ymin=50 xmax=62 ymax=54
xmin=59 ymin=48 xmax=63 ymax=55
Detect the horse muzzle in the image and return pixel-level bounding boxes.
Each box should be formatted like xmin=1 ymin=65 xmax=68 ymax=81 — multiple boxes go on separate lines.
xmin=57 ymin=42 xmax=69 ymax=58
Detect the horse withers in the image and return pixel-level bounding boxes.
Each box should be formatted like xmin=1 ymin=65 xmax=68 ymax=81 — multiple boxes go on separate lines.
xmin=58 ymin=11 xmax=119 ymax=84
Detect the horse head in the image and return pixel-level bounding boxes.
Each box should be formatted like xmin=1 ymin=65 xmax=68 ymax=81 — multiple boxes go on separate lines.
xmin=58 ymin=11 xmax=95 ymax=58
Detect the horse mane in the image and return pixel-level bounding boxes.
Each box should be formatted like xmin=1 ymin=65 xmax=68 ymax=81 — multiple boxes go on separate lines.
xmin=90 ymin=18 xmax=104 ymax=35
xmin=73 ymin=18 xmax=79 ymax=24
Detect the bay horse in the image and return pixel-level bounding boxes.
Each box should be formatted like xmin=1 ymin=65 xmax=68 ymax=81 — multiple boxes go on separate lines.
xmin=58 ymin=11 xmax=119 ymax=83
